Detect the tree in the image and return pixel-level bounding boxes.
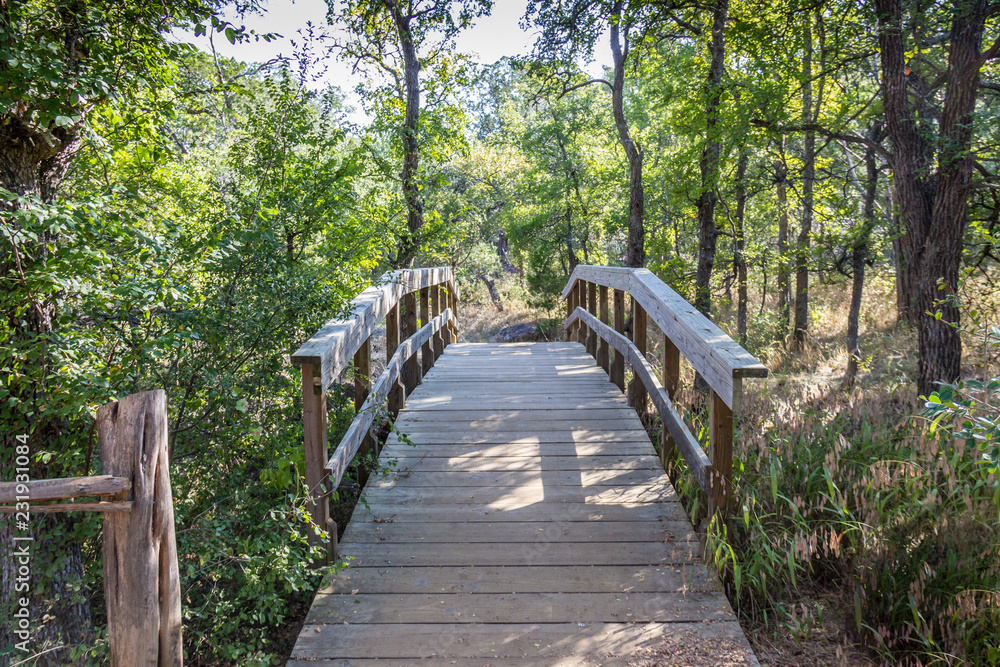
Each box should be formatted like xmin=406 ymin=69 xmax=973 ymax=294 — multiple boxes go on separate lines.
xmin=874 ymin=0 xmax=999 ymax=395
xmin=327 ymin=0 xmax=492 ymax=267
xmin=526 ymin=0 xmax=655 ymax=267
xmin=694 ymin=0 xmax=729 ymax=316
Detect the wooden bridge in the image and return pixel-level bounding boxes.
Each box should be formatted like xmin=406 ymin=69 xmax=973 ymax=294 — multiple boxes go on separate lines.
xmin=288 ymin=266 xmax=767 ymax=665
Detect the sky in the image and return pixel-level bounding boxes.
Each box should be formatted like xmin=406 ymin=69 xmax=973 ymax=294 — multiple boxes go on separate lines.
xmin=182 ymin=0 xmax=611 ymax=121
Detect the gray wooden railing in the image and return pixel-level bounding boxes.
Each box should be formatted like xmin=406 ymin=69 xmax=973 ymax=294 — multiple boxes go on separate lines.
xmin=290 ymin=268 xmax=459 ymax=559
xmin=562 ymin=266 xmax=767 ymax=516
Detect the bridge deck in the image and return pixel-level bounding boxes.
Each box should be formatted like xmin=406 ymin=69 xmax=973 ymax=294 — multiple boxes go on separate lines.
xmin=290 ymin=342 xmax=759 ymax=666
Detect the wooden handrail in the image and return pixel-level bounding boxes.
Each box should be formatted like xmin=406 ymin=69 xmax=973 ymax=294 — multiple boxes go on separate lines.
xmin=291 ymin=268 xmax=457 ymax=392
xmin=326 ymin=308 xmax=454 ymax=489
xmin=294 ymin=267 xmax=460 ymax=563
xmin=562 ymin=266 xmax=767 ymax=516
xmin=0 ymin=475 xmax=130 ymax=503
xmin=565 ymin=308 xmax=713 ymax=493
xmin=562 ymin=266 xmax=766 ymax=410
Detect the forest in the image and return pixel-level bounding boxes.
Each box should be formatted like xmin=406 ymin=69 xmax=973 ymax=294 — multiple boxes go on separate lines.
xmin=1 ymin=0 xmax=999 ymax=665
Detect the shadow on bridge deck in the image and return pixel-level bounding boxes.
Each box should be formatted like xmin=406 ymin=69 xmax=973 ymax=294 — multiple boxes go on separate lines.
xmin=288 ymin=342 xmax=759 ymax=666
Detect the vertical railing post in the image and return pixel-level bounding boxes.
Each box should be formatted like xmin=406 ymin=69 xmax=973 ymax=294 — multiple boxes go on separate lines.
xmin=297 ymin=364 xmax=332 ymax=561
xmin=586 ymin=281 xmax=598 ymax=358
xmin=661 ymin=335 xmax=681 ymax=471
xmin=566 ymin=279 xmax=577 ymax=341
xmin=430 ymin=284 xmax=444 ymax=359
xmin=439 ymin=288 xmax=453 ymax=347
xmin=98 ymin=390 xmax=183 ymax=667
xmin=449 ymin=287 xmax=460 ymax=341
xmin=575 ymin=280 xmax=588 ymax=345
xmin=354 ymin=338 xmax=374 ymax=489
xmin=598 ymin=285 xmax=610 ymax=373
xmin=387 ymin=303 xmax=405 ymax=415
xmin=628 ymin=302 xmax=648 ymax=422
xmin=419 ymin=287 xmax=432 ymax=375
xmin=611 ymin=289 xmax=626 ymax=392
xmin=403 ymin=292 xmax=420 ymax=393
xmin=710 ymin=391 xmax=734 ymax=516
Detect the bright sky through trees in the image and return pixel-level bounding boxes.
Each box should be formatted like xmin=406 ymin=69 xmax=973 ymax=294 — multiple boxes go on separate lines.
xmin=180 ymin=0 xmax=610 ymax=123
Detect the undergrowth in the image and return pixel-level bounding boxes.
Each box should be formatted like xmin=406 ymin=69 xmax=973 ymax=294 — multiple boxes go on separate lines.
xmin=659 ymin=274 xmax=1000 ymax=666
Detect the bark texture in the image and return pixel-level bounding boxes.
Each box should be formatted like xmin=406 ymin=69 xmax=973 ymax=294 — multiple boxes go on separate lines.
xmin=876 ymin=0 xmax=989 ymax=395
xmin=386 ymin=0 xmax=424 ymax=268
xmin=694 ymin=0 xmax=729 ymax=315
xmin=610 ymin=0 xmax=645 ymax=268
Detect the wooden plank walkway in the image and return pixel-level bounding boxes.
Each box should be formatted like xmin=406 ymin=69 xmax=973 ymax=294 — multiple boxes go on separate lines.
xmin=290 ymin=342 xmax=759 ymax=666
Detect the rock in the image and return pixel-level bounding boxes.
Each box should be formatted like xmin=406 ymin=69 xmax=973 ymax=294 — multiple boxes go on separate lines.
xmin=493 ymin=322 xmax=547 ymax=343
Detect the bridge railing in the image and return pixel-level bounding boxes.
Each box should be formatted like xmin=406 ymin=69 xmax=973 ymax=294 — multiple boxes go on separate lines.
xmin=562 ymin=266 xmax=767 ymax=516
xmin=291 ymin=268 xmax=459 ymax=560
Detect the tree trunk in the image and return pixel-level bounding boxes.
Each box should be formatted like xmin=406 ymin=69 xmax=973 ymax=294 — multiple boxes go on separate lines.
xmin=775 ymin=140 xmax=791 ymax=341
xmin=793 ymin=10 xmax=815 ymax=347
xmin=610 ymin=0 xmax=644 ymax=268
xmin=735 ymin=149 xmax=749 ymax=346
xmin=876 ymin=0 xmax=988 ymax=395
xmin=386 ymin=0 xmax=424 ymax=268
xmin=694 ymin=0 xmax=729 ymax=316
xmin=845 ymin=125 xmax=881 ymax=390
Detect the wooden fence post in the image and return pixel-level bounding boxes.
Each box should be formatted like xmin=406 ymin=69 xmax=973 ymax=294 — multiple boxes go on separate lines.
xmin=628 ymin=302 xmax=648 ymax=423
xmin=576 ymin=281 xmax=588 ymax=345
xmin=566 ymin=280 xmax=577 ymax=341
xmin=586 ymin=281 xmax=598 ymax=358
xmin=354 ymin=338 xmax=374 ymax=489
xmin=611 ymin=289 xmax=626 ymax=392
xmin=661 ymin=335 xmax=681 ymax=470
xmin=387 ymin=304 xmax=405 ymax=415
xmin=297 ymin=364 xmax=332 ymax=562
xmin=98 ymin=390 xmax=183 ymax=667
xmin=449 ymin=289 xmax=460 ymax=341
xmin=709 ymin=390 xmax=734 ymax=516
xmin=598 ymin=285 xmax=610 ymax=372
xmin=419 ymin=287 xmax=432 ymax=375
xmin=440 ymin=289 xmax=453 ymax=347
xmin=430 ymin=285 xmax=444 ymax=360
xmin=403 ymin=292 xmax=420 ymax=393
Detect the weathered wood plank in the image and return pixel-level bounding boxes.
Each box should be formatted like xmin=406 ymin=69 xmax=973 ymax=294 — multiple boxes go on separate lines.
xmin=340 ymin=520 xmax=696 ymax=544
xmin=305 ymin=591 xmax=734 ymax=625
xmin=375 ymin=453 xmax=664 ymax=473
xmin=338 ymin=541 xmax=703 ymax=567
xmin=320 ymin=564 xmax=719 ymax=594
xmin=359 ymin=484 xmax=678 ymax=506
xmin=0 ymin=475 xmax=130 ymax=503
xmin=372 ymin=469 xmax=668 ymax=488
xmin=346 ymin=502 xmax=690 ymax=524
xmin=291 ymin=621 xmax=757 ymax=662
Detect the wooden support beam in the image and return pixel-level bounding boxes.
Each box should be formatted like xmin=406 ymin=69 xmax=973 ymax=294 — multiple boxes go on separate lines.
xmin=598 ymin=285 xmax=610 ymax=373
xmin=661 ymin=335 xmax=681 ymax=470
xmin=709 ymin=390 xmax=734 ymax=517
xmin=611 ymin=289 xmax=626 ymax=392
xmin=0 ymin=475 xmax=130 ymax=503
xmin=575 ymin=280 xmax=588 ymax=345
xmin=98 ymin=390 xmax=183 ymax=667
xmin=419 ymin=287 xmax=432 ymax=375
xmin=628 ymin=302 xmax=648 ymax=423
xmin=299 ymin=363 xmax=331 ymax=563
xmin=403 ymin=292 xmax=420 ymax=393
xmin=0 ymin=501 xmax=132 ymax=513
xmin=440 ymin=289 xmax=453 ymax=347
xmin=566 ymin=281 xmax=577 ymax=341
xmin=354 ymin=337 xmax=374 ymax=489
xmin=586 ymin=281 xmax=598 ymax=358
xmin=386 ymin=304 xmax=405 ymax=416
xmin=448 ymin=289 xmax=460 ymax=342
xmin=430 ymin=285 xmax=444 ymax=360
